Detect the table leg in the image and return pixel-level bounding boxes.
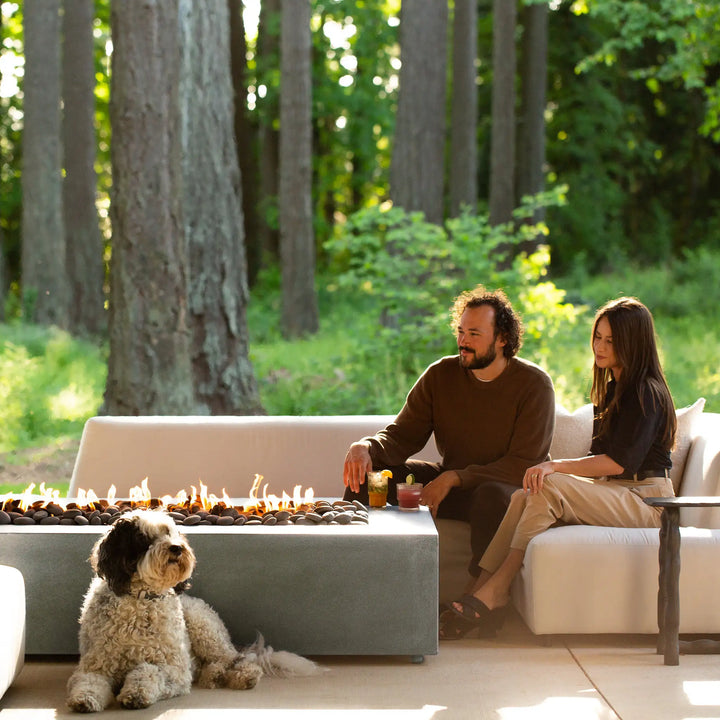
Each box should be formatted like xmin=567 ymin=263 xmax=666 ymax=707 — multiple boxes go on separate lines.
xmin=657 ymin=510 xmax=667 ymax=656
xmin=659 ymin=507 xmax=681 ymax=665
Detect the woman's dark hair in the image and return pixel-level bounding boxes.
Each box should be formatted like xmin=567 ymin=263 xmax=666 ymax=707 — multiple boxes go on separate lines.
xmin=590 ymin=297 xmax=676 ymax=451
xmin=450 ymin=285 xmax=523 ymax=359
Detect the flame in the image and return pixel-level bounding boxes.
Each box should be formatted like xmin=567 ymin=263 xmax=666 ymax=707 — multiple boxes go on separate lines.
xmin=1 ymin=476 xmax=317 ymax=516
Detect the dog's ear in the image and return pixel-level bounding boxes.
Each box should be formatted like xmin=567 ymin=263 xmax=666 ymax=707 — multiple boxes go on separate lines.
xmin=91 ymin=515 xmax=152 ymax=595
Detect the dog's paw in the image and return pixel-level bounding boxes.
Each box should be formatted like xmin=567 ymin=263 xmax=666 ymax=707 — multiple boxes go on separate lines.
xmin=196 ymin=662 xmax=228 ymax=689
xmin=117 ymin=685 xmax=155 ymax=710
xmin=224 ymin=659 xmax=263 ymax=690
xmin=67 ymin=693 xmax=106 ymax=714
xmin=66 ymin=671 xmax=113 ymax=713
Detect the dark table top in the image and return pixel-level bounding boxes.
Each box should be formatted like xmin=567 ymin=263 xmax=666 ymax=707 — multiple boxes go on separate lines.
xmin=644 ymin=496 xmax=720 ymax=508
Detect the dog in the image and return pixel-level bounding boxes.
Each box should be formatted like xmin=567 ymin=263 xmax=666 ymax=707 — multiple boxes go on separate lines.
xmin=67 ymin=508 xmax=318 ymax=713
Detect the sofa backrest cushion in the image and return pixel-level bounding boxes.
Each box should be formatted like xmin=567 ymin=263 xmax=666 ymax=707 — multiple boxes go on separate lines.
xmin=550 ymin=404 xmax=594 ymax=461
xmin=670 ymin=397 xmax=706 ymax=492
xmin=69 ymin=415 xmax=441 ymax=499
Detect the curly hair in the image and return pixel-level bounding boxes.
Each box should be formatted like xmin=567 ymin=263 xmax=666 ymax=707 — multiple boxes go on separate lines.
xmin=449 ymin=285 xmax=523 ymax=359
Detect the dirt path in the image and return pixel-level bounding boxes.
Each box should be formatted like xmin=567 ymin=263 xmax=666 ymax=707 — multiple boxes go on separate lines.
xmin=0 ymin=439 xmax=79 ymax=492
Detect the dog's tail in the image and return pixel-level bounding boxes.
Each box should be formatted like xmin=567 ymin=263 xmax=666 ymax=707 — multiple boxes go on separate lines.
xmin=243 ymin=632 xmax=324 ymax=677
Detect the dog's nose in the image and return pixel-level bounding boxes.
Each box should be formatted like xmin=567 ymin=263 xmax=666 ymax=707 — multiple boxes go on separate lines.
xmin=169 ymin=544 xmax=183 ymax=557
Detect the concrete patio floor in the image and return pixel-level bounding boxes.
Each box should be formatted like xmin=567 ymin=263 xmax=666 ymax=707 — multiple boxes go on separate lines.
xmin=2 ymin=610 xmax=718 ymax=720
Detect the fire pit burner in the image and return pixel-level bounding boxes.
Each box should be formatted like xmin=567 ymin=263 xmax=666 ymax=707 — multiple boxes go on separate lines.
xmin=0 ymin=498 xmax=369 ymax=527
xmin=0 ymin=477 xmax=369 ymax=527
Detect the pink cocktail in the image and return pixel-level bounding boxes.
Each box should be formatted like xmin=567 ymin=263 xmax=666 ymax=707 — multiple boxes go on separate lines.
xmin=396 ymin=483 xmax=422 ymax=511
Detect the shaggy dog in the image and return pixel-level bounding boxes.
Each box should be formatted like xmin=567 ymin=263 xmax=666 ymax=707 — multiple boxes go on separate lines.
xmin=67 ymin=509 xmax=317 ymax=713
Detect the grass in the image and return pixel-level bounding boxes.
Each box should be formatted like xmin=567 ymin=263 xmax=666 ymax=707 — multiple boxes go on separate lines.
xmin=1 ymin=252 xmax=719 ymax=495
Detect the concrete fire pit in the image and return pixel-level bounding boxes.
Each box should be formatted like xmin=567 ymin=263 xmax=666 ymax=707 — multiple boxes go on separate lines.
xmin=0 ymin=505 xmax=438 ymax=661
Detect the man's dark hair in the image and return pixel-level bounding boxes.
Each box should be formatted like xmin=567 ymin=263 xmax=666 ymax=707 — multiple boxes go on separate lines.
xmin=450 ymin=286 xmax=524 ymax=359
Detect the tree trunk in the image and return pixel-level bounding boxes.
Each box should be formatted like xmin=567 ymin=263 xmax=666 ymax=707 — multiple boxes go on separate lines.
xmin=229 ymin=0 xmax=262 ymax=288
xmin=63 ymin=0 xmax=105 ymax=336
xmin=279 ymin=0 xmax=318 ymax=337
xmin=0 ymin=10 xmax=4 ymax=319
xmin=489 ymin=0 xmax=517 ymax=226
xmin=390 ymin=0 xmax=448 ymax=224
xmin=182 ymin=1 xmax=264 ymax=415
xmin=21 ymin=0 xmax=68 ymax=326
xmin=0 ymin=225 xmax=5 ymax=322
xmin=449 ymin=0 xmax=478 ymax=217
xmin=257 ymin=0 xmax=281 ymax=265
xmin=516 ymin=0 xmax=548 ymax=230
xmin=104 ymin=0 xmax=193 ymax=415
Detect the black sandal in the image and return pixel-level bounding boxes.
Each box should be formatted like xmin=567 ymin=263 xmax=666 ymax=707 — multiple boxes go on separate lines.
xmin=449 ymin=594 xmax=506 ymax=633
xmin=439 ymin=608 xmax=477 ymax=641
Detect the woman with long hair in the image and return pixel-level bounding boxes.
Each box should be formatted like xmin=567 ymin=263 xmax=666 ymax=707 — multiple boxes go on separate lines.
xmin=440 ymin=296 xmax=677 ymax=639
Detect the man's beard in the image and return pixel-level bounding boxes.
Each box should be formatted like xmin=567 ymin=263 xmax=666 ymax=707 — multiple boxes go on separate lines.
xmin=459 ymin=344 xmax=497 ymax=370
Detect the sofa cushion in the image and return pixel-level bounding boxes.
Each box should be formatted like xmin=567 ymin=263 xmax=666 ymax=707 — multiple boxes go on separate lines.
xmin=671 ymin=397 xmax=706 ymax=492
xmin=550 ymin=404 xmax=593 ymax=461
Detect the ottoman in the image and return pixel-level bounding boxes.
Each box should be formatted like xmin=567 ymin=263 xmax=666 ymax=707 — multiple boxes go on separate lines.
xmin=0 ymin=565 xmax=25 ymax=699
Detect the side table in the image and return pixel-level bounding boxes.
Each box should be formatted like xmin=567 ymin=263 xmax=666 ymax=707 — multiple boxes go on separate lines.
xmin=644 ymin=496 xmax=720 ymax=665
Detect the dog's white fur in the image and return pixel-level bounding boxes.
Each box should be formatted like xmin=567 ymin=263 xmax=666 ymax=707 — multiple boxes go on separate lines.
xmin=66 ymin=509 xmax=318 ymax=713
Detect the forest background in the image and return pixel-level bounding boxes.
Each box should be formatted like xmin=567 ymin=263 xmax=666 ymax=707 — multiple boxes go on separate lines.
xmin=1 ymin=0 xmax=719 ymax=494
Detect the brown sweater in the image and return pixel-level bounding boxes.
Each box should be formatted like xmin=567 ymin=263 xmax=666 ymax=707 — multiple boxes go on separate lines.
xmin=366 ymin=355 xmax=555 ymax=490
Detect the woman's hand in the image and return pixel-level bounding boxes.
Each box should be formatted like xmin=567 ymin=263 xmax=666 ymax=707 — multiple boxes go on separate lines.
xmin=523 ymin=461 xmax=556 ymax=494
xmin=421 ymin=471 xmax=460 ymax=518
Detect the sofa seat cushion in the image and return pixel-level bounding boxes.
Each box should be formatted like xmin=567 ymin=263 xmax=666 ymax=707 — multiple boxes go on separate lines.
xmin=511 ymin=525 xmax=720 ymax=635
xmin=0 ymin=565 xmax=25 ymax=699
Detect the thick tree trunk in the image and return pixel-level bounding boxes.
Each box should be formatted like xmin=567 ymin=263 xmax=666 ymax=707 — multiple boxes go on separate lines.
xmin=63 ymin=0 xmax=105 ymax=336
xmin=21 ymin=0 xmax=68 ymax=326
xmin=229 ymin=0 xmax=262 ymax=288
xmin=390 ymin=0 xmax=448 ymax=224
xmin=182 ymin=1 xmax=264 ymax=415
xmin=489 ymin=0 xmax=517 ymax=226
xmin=104 ymin=0 xmax=193 ymax=415
xmin=517 ymin=0 xmax=548 ymax=230
xmin=279 ymin=0 xmax=318 ymax=337
xmin=449 ymin=0 xmax=478 ymax=217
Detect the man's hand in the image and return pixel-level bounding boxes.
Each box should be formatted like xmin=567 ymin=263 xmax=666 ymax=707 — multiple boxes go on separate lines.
xmin=343 ymin=441 xmax=372 ymax=493
xmin=420 ymin=470 xmax=460 ymax=518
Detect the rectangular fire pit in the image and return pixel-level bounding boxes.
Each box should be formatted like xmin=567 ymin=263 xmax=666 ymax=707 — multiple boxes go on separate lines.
xmin=0 ymin=504 xmax=438 ymax=660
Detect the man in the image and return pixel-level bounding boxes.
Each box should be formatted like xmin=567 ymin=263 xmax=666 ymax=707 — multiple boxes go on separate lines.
xmin=343 ymin=285 xmax=555 ymax=578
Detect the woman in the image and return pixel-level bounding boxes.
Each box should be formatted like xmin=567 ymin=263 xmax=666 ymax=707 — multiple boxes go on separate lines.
xmin=440 ymin=296 xmax=677 ymax=639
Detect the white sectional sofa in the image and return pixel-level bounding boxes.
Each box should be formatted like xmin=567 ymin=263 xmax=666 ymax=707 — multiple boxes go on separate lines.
xmin=68 ymin=398 xmax=720 ymax=637
xmin=0 ymin=565 xmax=25 ymax=699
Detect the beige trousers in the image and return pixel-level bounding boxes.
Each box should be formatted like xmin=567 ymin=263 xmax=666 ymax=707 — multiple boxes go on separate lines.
xmin=479 ymin=473 xmax=675 ymax=574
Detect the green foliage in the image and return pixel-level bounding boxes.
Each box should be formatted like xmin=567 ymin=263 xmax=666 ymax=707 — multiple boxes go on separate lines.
xmin=248 ymin=244 xmax=720 ymax=418
xmin=578 ymin=0 xmax=720 ymax=140
xmin=0 ymin=323 xmax=106 ymax=452
xmin=556 ymin=247 xmax=720 ymax=411
xmin=544 ymin=2 xmax=720 ymax=273
xmin=324 ymin=193 xmax=577 ymax=364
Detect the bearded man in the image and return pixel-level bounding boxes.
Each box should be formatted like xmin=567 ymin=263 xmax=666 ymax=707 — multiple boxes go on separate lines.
xmin=343 ymin=285 xmax=555 ymax=578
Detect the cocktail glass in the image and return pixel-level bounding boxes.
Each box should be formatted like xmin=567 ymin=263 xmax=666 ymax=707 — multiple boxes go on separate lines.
xmin=396 ymin=482 xmax=422 ymax=511
xmin=367 ymin=470 xmax=391 ymax=509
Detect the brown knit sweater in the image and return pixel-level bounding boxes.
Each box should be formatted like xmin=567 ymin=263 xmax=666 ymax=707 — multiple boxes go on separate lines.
xmin=366 ymin=355 xmax=555 ymax=490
